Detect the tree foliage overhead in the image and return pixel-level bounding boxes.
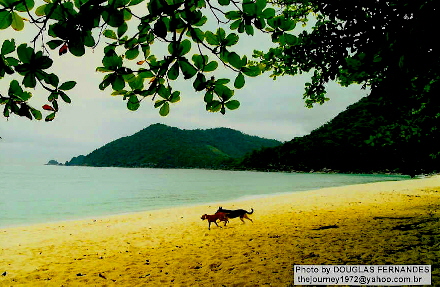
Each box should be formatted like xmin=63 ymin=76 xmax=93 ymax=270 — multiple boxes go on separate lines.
xmin=0 ymin=0 xmax=437 ymax=123
xmin=0 ymin=0 xmax=295 ymax=120
xmin=258 ymin=0 xmax=438 ymax=107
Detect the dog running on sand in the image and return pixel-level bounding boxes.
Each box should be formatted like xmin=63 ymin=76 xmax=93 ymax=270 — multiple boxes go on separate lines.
xmin=216 ymin=207 xmax=254 ymax=223
xmin=201 ymin=212 xmax=229 ymax=230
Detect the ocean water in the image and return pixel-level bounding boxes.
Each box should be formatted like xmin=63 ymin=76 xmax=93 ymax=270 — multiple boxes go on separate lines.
xmin=0 ymin=165 xmax=408 ymax=228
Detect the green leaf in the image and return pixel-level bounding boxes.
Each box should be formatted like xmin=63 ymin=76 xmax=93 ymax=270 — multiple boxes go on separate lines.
xmin=23 ymin=73 xmax=36 ymax=88
xmin=59 ymin=91 xmax=71 ymax=103
xmin=214 ymin=84 xmax=234 ymax=101
xmin=193 ymin=15 xmax=207 ymax=26
xmin=154 ymin=18 xmax=167 ymax=38
xmin=242 ymin=66 xmax=261 ymax=77
xmin=138 ymin=69 xmax=154 ymax=78
xmin=59 ymin=81 xmax=76 ymax=91
xmin=127 ymin=75 xmax=144 ymax=90
xmin=15 ymin=0 xmax=35 ymax=11
xmin=1 ymin=39 xmax=14 ymax=55
xmin=225 ymin=11 xmax=241 ymax=20
xmin=204 ymin=91 xmax=213 ymax=103
xmin=284 ymin=33 xmax=299 ymax=45
xmin=35 ymin=53 xmax=53 ymax=69
xmin=228 ymin=52 xmax=242 ymax=69
xmin=188 ymin=28 xmax=204 ymax=43
xmin=8 ymin=79 xmax=23 ymax=95
xmin=0 ymin=11 xmax=12 ymax=30
xmin=179 ymin=39 xmax=191 ymax=56
xmin=30 ymin=108 xmax=42 ymax=120
xmin=46 ymin=40 xmax=63 ymax=50
xmin=216 ymin=28 xmax=226 ymax=41
xmin=205 ymin=31 xmax=219 ymax=46
xmin=122 ymin=8 xmax=132 ymax=21
xmin=125 ymin=48 xmax=139 ymax=60
xmin=280 ymin=19 xmax=296 ymax=31
xmin=242 ymin=1 xmax=256 ymax=16
xmin=118 ymin=22 xmax=128 ymax=38
xmin=11 ymin=12 xmax=24 ymax=31
xmin=167 ymin=61 xmax=179 ymax=80
xmin=203 ymin=61 xmax=218 ymax=72
xmin=68 ymin=42 xmax=86 ymax=57
xmin=207 ymin=100 xmax=221 ymax=112
xmin=192 ymin=54 xmax=207 ymax=69
xmin=255 ymin=0 xmax=266 ymax=13
xmin=157 ymin=84 xmax=170 ymax=99
xmin=96 ymin=67 xmax=114 ymax=73
xmin=102 ymin=9 xmax=125 ymax=27
xmin=102 ymin=50 xmax=123 ymax=69
xmin=261 ymin=8 xmax=275 ymax=19
xmin=215 ymin=78 xmax=230 ymax=85
xmin=169 ymin=91 xmax=180 ymax=103
xmin=245 ymin=24 xmax=254 ymax=36
xmin=154 ymin=99 xmax=165 ymax=108
xmin=103 ymin=29 xmax=117 ymax=40
xmin=193 ymin=73 xmax=206 ymax=91
xmin=35 ymin=5 xmax=47 ymax=16
xmin=45 ymin=112 xmax=56 ymax=122
xmin=234 ymin=72 xmax=245 ymax=89
xmin=112 ymin=75 xmax=125 ymax=90
xmin=224 ymin=33 xmax=239 ymax=46
xmin=225 ymin=99 xmax=240 ymax=110
xmin=5 ymin=56 xmax=18 ymax=66
xmin=230 ymin=19 xmax=241 ymax=30
xmin=218 ymin=0 xmax=229 ymax=6
xmin=159 ymin=101 xmax=170 ymax=116
xmin=45 ymin=73 xmax=59 ymax=87
xmin=129 ymin=0 xmax=144 ymax=6
xmin=127 ymin=94 xmax=140 ymax=111
xmin=179 ymin=60 xmax=197 ymax=79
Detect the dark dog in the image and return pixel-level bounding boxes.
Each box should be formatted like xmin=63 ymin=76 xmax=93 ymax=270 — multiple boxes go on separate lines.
xmin=216 ymin=207 xmax=254 ymax=223
xmin=201 ymin=212 xmax=229 ymax=230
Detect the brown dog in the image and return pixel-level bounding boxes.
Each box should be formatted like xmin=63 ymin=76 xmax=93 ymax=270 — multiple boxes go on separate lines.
xmin=201 ymin=212 xmax=229 ymax=230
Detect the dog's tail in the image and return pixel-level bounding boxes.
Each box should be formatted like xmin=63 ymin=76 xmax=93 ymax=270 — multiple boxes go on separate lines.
xmin=247 ymin=208 xmax=254 ymax=214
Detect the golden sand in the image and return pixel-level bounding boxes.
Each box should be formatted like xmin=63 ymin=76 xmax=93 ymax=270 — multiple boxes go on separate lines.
xmin=1 ymin=176 xmax=439 ymax=286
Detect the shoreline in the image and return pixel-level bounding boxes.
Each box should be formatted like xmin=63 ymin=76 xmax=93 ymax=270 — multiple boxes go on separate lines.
xmin=0 ymin=172 xmax=409 ymax=230
xmin=1 ymin=176 xmax=439 ymax=286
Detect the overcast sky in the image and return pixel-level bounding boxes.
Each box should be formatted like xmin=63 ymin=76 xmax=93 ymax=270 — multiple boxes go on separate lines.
xmin=0 ymin=7 xmax=368 ymax=165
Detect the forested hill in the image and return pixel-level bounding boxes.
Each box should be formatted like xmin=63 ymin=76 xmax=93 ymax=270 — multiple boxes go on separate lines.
xmin=238 ymin=87 xmax=440 ymax=177
xmin=65 ymin=124 xmax=281 ymax=168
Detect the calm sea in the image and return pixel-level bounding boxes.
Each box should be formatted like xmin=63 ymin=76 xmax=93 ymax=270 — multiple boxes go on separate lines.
xmin=0 ymin=165 xmax=408 ymax=228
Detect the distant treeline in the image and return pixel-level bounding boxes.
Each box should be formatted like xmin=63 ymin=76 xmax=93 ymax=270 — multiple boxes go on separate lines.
xmin=236 ymin=82 xmax=440 ymax=177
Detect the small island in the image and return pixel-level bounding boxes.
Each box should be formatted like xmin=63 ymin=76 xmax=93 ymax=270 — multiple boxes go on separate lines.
xmin=45 ymin=160 xmax=64 ymax=166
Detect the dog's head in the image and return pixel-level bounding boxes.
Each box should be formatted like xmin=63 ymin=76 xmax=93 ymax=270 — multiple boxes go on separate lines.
xmin=216 ymin=206 xmax=223 ymax=213
xmin=201 ymin=214 xmax=207 ymax=220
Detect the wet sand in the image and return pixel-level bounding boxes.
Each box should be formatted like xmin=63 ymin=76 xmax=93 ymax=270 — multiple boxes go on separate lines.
xmin=1 ymin=175 xmax=439 ymax=286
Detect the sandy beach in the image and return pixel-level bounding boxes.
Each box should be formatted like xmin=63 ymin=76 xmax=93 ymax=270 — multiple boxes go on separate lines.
xmin=1 ymin=175 xmax=439 ymax=286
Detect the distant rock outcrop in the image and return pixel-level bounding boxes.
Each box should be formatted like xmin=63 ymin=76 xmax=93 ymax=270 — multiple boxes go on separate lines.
xmin=46 ymin=160 xmax=63 ymax=166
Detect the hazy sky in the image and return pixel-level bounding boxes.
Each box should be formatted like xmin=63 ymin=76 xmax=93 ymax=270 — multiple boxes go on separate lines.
xmin=0 ymin=7 xmax=368 ymax=165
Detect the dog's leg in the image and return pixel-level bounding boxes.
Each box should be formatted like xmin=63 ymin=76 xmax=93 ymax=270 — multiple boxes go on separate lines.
xmin=244 ymin=214 xmax=253 ymax=223
xmin=214 ymin=221 xmax=221 ymax=228
xmin=240 ymin=217 xmax=245 ymax=223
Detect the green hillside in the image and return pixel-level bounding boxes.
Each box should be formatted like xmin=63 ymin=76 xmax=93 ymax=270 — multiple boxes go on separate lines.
xmin=239 ymin=84 xmax=440 ymax=177
xmin=65 ymin=124 xmax=281 ymax=168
